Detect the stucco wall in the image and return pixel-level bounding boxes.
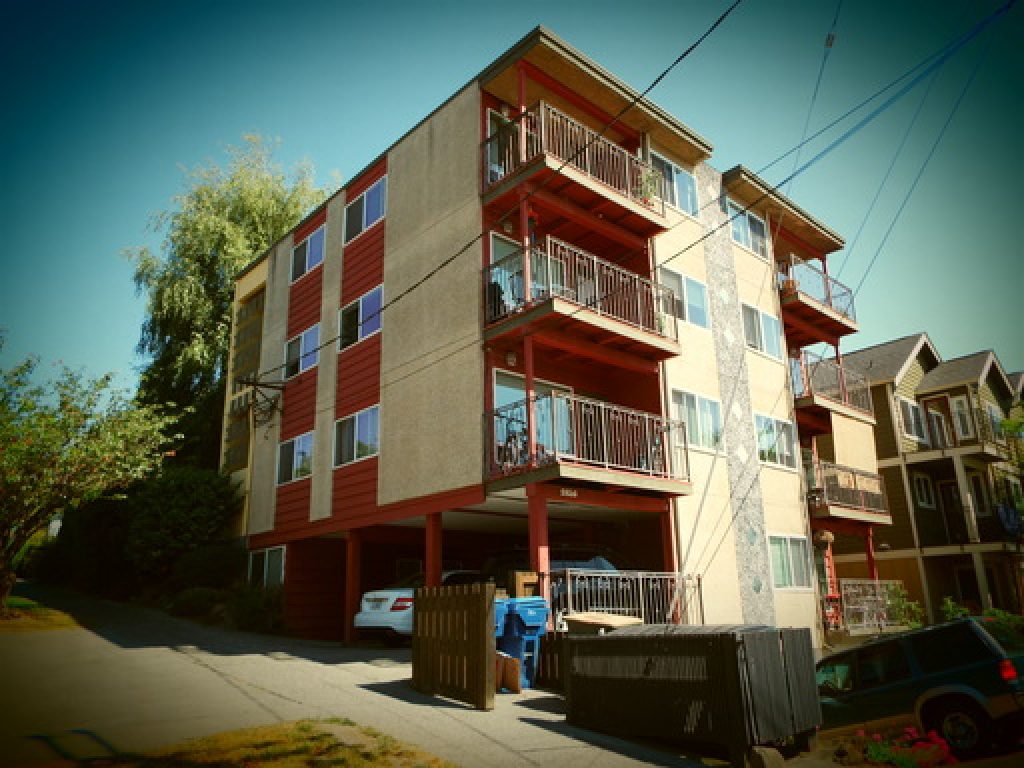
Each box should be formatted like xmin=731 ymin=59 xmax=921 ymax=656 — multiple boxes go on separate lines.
xmin=378 ymin=84 xmax=484 ymax=506
xmin=829 ymin=413 xmax=878 ymax=472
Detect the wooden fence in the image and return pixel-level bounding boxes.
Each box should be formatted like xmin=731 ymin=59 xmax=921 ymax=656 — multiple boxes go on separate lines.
xmin=411 ymin=582 xmax=495 ymax=711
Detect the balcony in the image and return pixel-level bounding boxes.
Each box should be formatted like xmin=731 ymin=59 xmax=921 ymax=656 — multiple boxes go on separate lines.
xmin=484 ymin=237 xmax=680 ymax=365
xmin=482 ymin=102 xmax=668 ymax=236
xmin=906 ymin=406 xmax=1021 ymax=464
xmin=806 ymin=461 xmax=891 ymax=525
xmin=777 ymin=256 xmax=858 ymax=347
xmin=790 ymin=351 xmax=874 ymax=435
xmin=487 ymin=392 xmax=691 ymax=496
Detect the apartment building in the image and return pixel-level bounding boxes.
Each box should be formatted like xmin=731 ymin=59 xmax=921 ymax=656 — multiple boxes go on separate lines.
xmin=220 ymin=27 xmax=886 ymax=644
xmin=832 ymin=333 xmax=1024 ymax=623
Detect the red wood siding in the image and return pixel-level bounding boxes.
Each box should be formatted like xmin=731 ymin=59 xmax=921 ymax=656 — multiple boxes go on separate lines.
xmin=336 ymin=335 xmax=381 ymax=416
xmin=341 ymin=223 xmax=385 ymax=306
xmin=284 ymin=538 xmax=345 ymax=641
xmin=346 ymin=158 xmax=386 ymax=202
xmin=288 ymin=267 xmax=323 ymax=337
xmin=332 ymin=457 xmax=378 ymax=525
xmin=275 ymin=477 xmax=312 ymax=538
xmin=281 ymin=371 xmax=317 ymax=439
xmin=293 ymin=206 xmax=327 ymax=246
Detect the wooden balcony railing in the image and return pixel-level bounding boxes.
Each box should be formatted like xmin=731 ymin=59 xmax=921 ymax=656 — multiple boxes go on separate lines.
xmin=482 ymin=101 xmax=665 ymax=215
xmin=790 ymin=351 xmax=873 ymax=415
xmin=484 ymin=236 xmax=678 ymax=340
xmin=778 ymin=255 xmax=856 ymax=322
xmin=806 ymin=460 xmax=888 ymax=516
xmin=488 ymin=392 xmax=689 ymax=482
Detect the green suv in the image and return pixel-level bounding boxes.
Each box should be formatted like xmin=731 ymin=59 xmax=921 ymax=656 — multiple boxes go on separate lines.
xmin=816 ymin=617 xmax=1024 ymax=758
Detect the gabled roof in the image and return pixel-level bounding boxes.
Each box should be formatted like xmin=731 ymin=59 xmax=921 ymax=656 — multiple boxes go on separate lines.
xmin=1009 ymin=371 xmax=1023 ymax=400
xmin=917 ymin=350 xmax=994 ymax=395
xmin=841 ymin=333 xmax=938 ymax=386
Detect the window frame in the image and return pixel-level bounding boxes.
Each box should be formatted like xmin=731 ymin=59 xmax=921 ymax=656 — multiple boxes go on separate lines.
xmin=898 ymin=397 xmax=929 ymax=443
xmin=768 ymin=534 xmax=812 ymax=590
xmin=290 ymin=224 xmax=325 ymax=283
xmin=658 ymin=268 xmax=710 ymax=330
xmin=950 ymin=395 xmax=974 ymax=440
xmin=248 ymin=545 xmax=286 ymax=588
xmin=284 ymin=324 xmax=320 ymax=379
xmin=344 ymin=176 xmax=388 ymax=244
xmin=912 ymin=473 xmax=936 ymax=509
xmin=672 ymin=389 xmax=723 ymax=453
xmin=727 ymin=199 xmax=769 ymax=259
xmin=742 ymin=303 xmax=782 ymax=360
xmin=277 ymin=431 xmax=314 ymax=485
xmin=339 ymin=285 xmax=383 ymax=351
xmin=755 ymin=413 xmax=797 ymax=469
xmin=334 ymin=404 xmax=381 ymax=467
xmin=649 ymin=151 xmax=698 ymax=216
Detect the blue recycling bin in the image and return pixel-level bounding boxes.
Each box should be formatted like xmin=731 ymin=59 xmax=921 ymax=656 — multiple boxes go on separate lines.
xmin=497 ymin=597 xmax=549 ymax=689
xmin=494 ymin=597 xmax=509 ymax=637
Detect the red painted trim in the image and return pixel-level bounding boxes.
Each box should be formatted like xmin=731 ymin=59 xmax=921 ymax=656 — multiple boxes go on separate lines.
xmin=294 ymin=207 xmax=327 ymax=245
xmin=344 ymin=530 xmax=362 ymax=643
xmin=517 ymin=60 xmax=639 ymax=144
xmin=538 ymin=484 xmax=668 ymax=512
xmin=425 ymin=513 xmax=442 ymax=587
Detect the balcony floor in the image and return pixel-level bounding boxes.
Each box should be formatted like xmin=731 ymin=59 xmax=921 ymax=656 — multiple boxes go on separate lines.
xmin=780 ymin=292 xmax=859 ymax=348
xmin=810 ymin=502 xmax=892 ymax=526
xmin=486 ymin=460 xmax=692 ymax=498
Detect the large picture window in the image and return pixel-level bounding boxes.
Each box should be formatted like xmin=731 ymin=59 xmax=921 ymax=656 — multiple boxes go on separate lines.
xmin=339 ymin=286 xmax=383 ymax=350
xmin=742 ymin=304 xmax=782 ymax=359
xmin=291 ymin=225 xmax=325 ymax=281
xmin=755 ymin=414 xmax=797 ymax=468
xmin=899 ymin=397 xmax=928 ymax=443
xmin=278 ymin=432 xmax=313 ymax=484
xmin=650 ymin=152 xmax=698 ymax=215
xmin=285 ymin=325 xmax=319 ymax=378
xmin=344 ymin=177 xmax=387 ymax=243
xmin=769 ymin=535 xmax=811 ymax=589
xmin=335 ymin=405 xmax=380 ymax=466
xmin=672 ymin=390 xmax=722 ymax=451
xmin=727 ymin=200 xmax=768 ymax=258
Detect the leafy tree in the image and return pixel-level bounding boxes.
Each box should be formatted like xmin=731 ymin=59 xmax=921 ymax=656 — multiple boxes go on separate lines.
xmin=0 ymin=351 xmax=172 ymax=614
xmin=128 ymin=135 xmax=325 ymax=467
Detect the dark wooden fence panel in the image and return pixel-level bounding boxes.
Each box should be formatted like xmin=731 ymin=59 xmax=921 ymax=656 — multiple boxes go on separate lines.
xmin=412 ymin=582 xmax=495 ymax=711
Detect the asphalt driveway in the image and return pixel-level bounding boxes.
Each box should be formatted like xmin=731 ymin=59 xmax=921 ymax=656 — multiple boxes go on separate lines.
xmin=0 ymin=583 xmax=704 ymax=767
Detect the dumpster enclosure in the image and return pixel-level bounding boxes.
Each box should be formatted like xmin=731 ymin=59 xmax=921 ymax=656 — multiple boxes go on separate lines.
xmin=565 ymin=624 xmax=820 ymax=766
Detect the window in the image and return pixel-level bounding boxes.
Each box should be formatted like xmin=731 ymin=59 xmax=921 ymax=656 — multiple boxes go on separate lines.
xmin=899 ymin=397 xmax=928 ymax=443
xmin=926 ymin=407 xmax=952 ymax=448
xmin=855 ymin=642 xmax=911 ymax=690
xmin=249 ymin=546 xmax=285 ymax=588
xmin=672 ymin=390 xmax=722 ymax=451
xmin=291 ymin=225 xmax=325 ymax=281
xmin=913 ymin=473 xmax=935 ymax=508
xmin=278 ymin=432 xmax=313 ymax=484
xmin=755 ymin=414 xmax=797 ymax=468
xmin=950 ymin=395 xmax=974 ymax=440
xmin=659 ymin=269 xmax=709 ymax=329
xmin=650 ymin=152 xmax=697 ymax=215
xmin=769 ymin=535 xmax=811 ymax=588
xmin=335 ymin=405 xmax=380 ymax=466
xmin=742 ymin=304 xmax=782 ymax=359
xmin=339 ymin=286 xmax=383 ymax=350
xmin=285 ymin=325 xmax=319 ymax=378
xmin=344 ymin=176 xmax=387 ymax=243
xmin=986 ymin=403 xmax=1005 ymax=439
xmin=969 ymin=474 xmax=990 ymax=518
xmin=727 ymin=200 xmax=768 ymax=258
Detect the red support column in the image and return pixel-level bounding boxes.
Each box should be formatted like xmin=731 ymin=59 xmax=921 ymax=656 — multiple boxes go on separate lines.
xmin=343 ymin=529 xmax=362 ymax=644
xmin=865 ymin=525 xmax=879 ymax=581
xmin=524 ymin=335 xmax=536 ymax=466
xmin=527 ymin=484 xmax=550 ymax=579
xmin=425 ymin=512 xmax=442 ymax=587
xmin=517 ymin=61 xmax=527 ymax=163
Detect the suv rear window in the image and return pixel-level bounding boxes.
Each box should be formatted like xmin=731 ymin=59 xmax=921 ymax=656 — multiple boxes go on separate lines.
xmin=909 ymin=622 xmax=993 ymax=674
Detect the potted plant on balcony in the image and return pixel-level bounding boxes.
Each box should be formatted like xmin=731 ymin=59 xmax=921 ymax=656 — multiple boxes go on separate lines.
xmin=636 ymin=167 xmax=661 ymax=205
xmin=781 ymin=275 xmax=800 ymax=296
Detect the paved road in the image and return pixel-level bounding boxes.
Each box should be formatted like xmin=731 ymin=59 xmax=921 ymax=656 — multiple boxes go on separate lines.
xmin=0 ymin=583 xmax=704 ymax=767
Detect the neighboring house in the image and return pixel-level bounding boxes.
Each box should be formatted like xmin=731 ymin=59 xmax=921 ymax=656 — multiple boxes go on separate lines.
xmin=220 ymin=27 xmax=883 ymax=645
xmin=832 ymin=334 xmax=1024 ymax=623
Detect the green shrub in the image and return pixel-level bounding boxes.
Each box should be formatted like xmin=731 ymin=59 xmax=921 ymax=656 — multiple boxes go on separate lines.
xmin=940 ymin=596 xmax=970 ymax=621
xmin=169 ymin=539 xmax=248 ymax=592
xmin=887 ymin=585 xmax=924 ymax=628
xmin=227 ymin=585 xmax=284 ymax=633
xmin=168 ymin=587 xmax=228 ymax=618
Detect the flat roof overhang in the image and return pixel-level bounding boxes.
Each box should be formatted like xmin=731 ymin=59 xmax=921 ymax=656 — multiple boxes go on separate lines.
xmin=486 ymin=461 xmax=692 ymax=498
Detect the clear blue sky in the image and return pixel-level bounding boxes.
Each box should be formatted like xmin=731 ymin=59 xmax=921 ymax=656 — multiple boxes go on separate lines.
xmin=1 ymin=0 xmax=1021 ymax=391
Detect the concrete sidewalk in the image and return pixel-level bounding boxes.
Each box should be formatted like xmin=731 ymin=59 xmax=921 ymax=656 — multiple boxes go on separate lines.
xmin=0 ymin=583 xmax=703 ymax=767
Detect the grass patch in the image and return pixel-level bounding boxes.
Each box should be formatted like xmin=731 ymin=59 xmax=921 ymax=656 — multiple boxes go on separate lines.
xmin=105 ymin=720 xmax=456 ymax=767
xmin=0 ymin=596 xmax=78 ymax=632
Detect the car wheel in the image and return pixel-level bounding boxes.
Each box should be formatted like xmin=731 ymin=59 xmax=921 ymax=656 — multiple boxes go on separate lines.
xmin=925 ymin=698 xmax=993 ymax=760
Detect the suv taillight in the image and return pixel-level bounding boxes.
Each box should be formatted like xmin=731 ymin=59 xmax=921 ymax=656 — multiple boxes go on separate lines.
xmin=391 ymin=597 xmax=414 ymax=612
xmin=999 ymin=658 xmax=1018 ymax=683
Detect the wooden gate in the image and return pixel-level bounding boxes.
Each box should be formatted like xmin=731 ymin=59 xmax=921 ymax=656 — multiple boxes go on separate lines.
xmin=411 ymin=582 xmax=495 ymax=711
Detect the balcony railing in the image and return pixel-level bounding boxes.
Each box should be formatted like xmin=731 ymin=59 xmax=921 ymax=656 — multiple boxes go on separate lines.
xmin=482 ymin=101 xmax=665 ymax=215
xmin=790 ymin=351 xmax=873 ymax=415
xmin=839 ymin=579 xmax=912 ymax=634
xmin=778 ymin=254 xmax=856 ymax=322
xmin=806 ymin=460 xmax=888 ymax=516
xmin=541 ymin=569 xmax=703 ymax=628
xmin=489 ymin=392 xmax=689 ymax=481
xmin=484 ymin=236 xmax=678 ymax=340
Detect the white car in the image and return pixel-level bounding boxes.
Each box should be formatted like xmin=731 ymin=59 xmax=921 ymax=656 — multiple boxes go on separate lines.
xmin=353 ymin=570 xmax=486 ymax=639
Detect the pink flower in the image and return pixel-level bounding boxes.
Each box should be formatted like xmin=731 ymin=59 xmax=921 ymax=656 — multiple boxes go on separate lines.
xmin=855 ymin=729 xmax=866 ymax=738
xmin=873 ymin=733 xmax=884 ymax=742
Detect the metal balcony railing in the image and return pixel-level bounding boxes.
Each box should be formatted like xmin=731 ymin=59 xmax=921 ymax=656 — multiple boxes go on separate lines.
xmin=489 ymin=392 xmax=689 ymax=481
xmin=790 ymin=351 xmax=873 ymax=415
xmin=806 ymin=460 xmax=888 ymax=516
xmin=482 ymin=101 xmax=666 ymax=215
xmin=484 ymin=236 xmax=678 ymax=340
xmin=839 ymin=579 xmax=912 ymax=634
xmin=777 ymin=254 xmax=856 ymax=322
